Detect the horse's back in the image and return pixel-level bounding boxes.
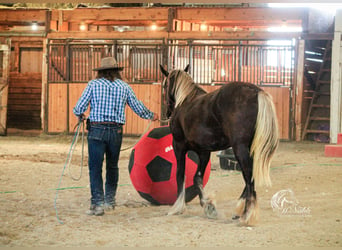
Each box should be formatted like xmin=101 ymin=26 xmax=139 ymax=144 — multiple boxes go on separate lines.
xmin=219 ymin=81 xmax=262 ymax=98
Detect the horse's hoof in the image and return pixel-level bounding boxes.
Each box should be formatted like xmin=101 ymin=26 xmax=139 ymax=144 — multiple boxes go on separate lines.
xmin=232 ymin=214 xmax=240 ymax=220
xmin=167 ymin=207 xmax=185 ymax=216
xmin=204 ymin=202 xmax=218 ymax=219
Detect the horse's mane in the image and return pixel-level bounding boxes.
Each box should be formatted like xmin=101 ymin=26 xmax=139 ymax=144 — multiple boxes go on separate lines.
xmin=169 ymin=70 xmax=205 ymax=107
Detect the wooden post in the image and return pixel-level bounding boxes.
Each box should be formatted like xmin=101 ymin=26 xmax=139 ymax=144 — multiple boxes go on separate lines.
xmin=330 ymin=9 xmax=342 ymax=143
xmin=0 ymin=42 xmax=10 ymax=135
xmin=41 ymin=38 xmax=48 ymax=133
xmin=295 ymin=39 xmax=305 ymax=141
xmin=167 ymin=8 xmax=176 ymax=32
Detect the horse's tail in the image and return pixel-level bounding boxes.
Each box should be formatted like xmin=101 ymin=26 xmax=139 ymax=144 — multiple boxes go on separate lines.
xmin=250 ymin=91 xmax=279 ymax=187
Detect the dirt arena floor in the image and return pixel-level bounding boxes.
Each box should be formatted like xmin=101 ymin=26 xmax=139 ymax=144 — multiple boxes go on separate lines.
xmin=0 ymin=133 xmax=341 ymax=247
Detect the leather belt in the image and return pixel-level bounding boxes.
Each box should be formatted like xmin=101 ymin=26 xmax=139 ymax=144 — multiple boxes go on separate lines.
xmin=90 ymin=121 xmax=123 ymax=126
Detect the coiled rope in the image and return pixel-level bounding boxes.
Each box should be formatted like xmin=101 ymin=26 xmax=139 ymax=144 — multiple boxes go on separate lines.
xmin=54 ymin=120 xmax=85 ymax=224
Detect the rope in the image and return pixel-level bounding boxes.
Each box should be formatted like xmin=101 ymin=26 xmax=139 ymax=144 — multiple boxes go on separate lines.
xmin=68 ymin=121 xmax=85 ymax=181
xmin=54 ymin=120 xmax=85 ymax=225
xmin=120 ymin=119 xmax=154 ymax=151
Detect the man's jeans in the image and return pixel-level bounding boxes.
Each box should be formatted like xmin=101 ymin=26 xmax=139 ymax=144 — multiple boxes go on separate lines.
xmin=87 ymin=123 xmax=122 ymax=206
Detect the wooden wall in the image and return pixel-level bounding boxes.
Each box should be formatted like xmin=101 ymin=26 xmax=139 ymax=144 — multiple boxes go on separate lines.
xmin=7 ymin=72 xmax=42 ymax=129
xmin=262 ymin=86 xmax=290 ymax=140
xmin=47 ymin=82 xmax=289 ymax=139
xmin=48 ymin=83 xmax=161 ymax=135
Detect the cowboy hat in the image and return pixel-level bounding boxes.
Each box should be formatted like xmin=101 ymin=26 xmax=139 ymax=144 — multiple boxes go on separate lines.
xmin=93 ymin=57 xmax=124 ymax=71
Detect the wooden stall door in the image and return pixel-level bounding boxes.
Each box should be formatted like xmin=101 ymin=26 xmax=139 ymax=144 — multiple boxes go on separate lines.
xmin=262 ymin=86 xmax=291 ymax=140
xmin=0 ymin=44 xmax=10 ymax=135
xmin=7 ymin=48 xmax=42 ymax=130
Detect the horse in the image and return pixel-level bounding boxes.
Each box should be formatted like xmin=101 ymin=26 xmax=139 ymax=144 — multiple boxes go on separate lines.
xmin=160 ymin=64 xmax=279 ymax=225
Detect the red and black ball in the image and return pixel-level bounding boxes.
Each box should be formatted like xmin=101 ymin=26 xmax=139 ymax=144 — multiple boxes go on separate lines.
xmin=128 ymin=126 xmax=211 ymax=205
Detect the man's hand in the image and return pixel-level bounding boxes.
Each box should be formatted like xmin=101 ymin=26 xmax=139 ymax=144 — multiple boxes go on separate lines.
xmin=152 ymin=113 xmax=159 ymax=121
xmin=78 ymin=114 xmax=86 ymax=122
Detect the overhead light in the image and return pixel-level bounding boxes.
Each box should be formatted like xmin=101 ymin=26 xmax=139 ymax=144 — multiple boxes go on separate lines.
xmin=151 ymin=22 xmax=157 ymax=31
xmin=31 ymin=22 xmax=38 ymax=31
xmin=79 ymin=22 xmax=87 ymax=31
xmin=200 ymin=23 xmax=207 ymax=31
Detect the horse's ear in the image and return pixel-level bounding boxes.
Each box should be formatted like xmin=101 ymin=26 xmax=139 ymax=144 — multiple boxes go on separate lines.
xmin=160 ymin=64 xmax=169 ymax=77
xmin=184 ymin=64 xmax=190 ymax=72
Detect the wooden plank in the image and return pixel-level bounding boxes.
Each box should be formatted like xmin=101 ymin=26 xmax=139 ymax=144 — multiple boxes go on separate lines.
xmin=330 ymin=31 xmax=342 ymax=143
xmin=68 ymin=83 xmax=90 ymax=132
xmin=123 ymin=83 xmax=161 ymax=136
xmin=0 ymin=44 xmax=10 ymax=135
xmin=9 ymin=80 xmax=41 ymax=88
xmin=168 ymin=31 xmax=302 ymax=40
xmin=42 ymin=38 xmax=48 ymax=132
xmin=261 ymin=86 xmax=290 ymax=140
xmin=176 ymin=7 xmax=305 ymax=22
xmin=47 ymin=30 xmax=302 ymax=40
xmin=9 ymin=87 xmax=41 ymax=94
xmin=295 ymin=39 xmax=305 ymax=141
xmin=329 ymin=9 xmax=342 ymax=143
xmin=7 ymin=104 xmax=41 ymax=111
xmin=48 ymin=31 xmax=168 ymax=39
xmin=48 ymin=84 xmax=67 ymax=133
xmin=10 ymin=72 xmax=42 ymax=80
xmin=0 ymin=9 xmax=48 ymax=23
xmin=7 ymin=71 xmax=42 ymax=130
xmin=20 ymin=49 xmax=43 ymax=73
xmin=51 ymin=8 xmax=169 ymax=22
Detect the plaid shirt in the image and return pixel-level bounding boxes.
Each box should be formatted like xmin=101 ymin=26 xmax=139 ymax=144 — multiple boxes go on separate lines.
xmin=73 ymin=78 xmax=154 ymax=124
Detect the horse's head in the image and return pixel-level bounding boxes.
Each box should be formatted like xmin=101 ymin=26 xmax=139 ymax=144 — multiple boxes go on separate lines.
xmin=160 ymin=64 xmax=190 ymax=118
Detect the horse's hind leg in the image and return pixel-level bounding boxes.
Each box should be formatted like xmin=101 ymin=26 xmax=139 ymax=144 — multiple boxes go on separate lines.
xmin=168 ymin=143 xmax=187 ymax=216
xmin=194 ymin=151 xmax=218 ymax=219
xmin=233 ymin=144 xmax=259 ymax=225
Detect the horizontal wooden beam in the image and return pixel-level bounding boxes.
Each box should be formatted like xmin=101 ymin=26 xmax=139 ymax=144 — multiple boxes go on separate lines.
xmin=47 ymin=30 xmax=302 ymax=40
xmin=0 ymin=9 xmax=48 ymax=23
xmin=168 ymin=31 xmax=302 ymax=40
xmin=47 ymin=31 xmax=168 ymax=40
xmin=51 ymin=8 xmax=169 ymax=22
xmin=0 ymin=7 xmax=305 ymax=24
xmin=302 ymin=33 xmax=334 ymax=40
xmin=175 ymin=7 xmax=306 ymax=22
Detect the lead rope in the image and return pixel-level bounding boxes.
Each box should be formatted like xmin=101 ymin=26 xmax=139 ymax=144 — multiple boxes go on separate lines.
xmin=120 ymin=119 xmax=153 ymax=151
xmin=120 ymin=118 xmax=170 ymax=151
xmin=67 ymin=121 xmax=85 ymax=181
xmin=54 ymin=120 xmax=85 ymax=224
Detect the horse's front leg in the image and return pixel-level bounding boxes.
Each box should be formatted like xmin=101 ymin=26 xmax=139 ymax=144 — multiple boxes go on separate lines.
xmin=168 ymin=143 xmax=187 ymax=216
xmin=194 ymin=151 xmax=218 ymax=219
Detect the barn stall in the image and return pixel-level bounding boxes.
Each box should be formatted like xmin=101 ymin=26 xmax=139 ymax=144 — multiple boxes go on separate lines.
xmin=0 ymin=5 xmax=337 ymax=141
xmin=46 ymin=38 xmax=292 ymax=139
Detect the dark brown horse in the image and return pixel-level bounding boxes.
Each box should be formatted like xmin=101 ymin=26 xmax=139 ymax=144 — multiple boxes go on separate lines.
xmin=160 ymin=65 xmax=279 ymax=225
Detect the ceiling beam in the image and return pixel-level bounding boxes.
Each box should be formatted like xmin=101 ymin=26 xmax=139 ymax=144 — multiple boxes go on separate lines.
xmin=50 ymin=7 xmax=169 ymax=22
xmin=0 ymin=9 xmax=48 ymax=23
xmin=47 ymin=30 xmax=301 ymax=40
xmin=175 ymin=7 xmax=306 ymax=22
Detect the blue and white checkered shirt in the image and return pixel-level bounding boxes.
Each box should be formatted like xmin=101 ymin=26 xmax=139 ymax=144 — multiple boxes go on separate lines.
xmin=73 ymin=77 xmax=154 ymax=124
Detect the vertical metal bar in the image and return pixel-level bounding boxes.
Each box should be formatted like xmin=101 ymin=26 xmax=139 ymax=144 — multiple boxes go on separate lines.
xmin=88 ymin=45 xmax=92 ymax=81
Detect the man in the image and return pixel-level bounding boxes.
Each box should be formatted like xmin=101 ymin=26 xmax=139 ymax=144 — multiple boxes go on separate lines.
xmin=73 ymin=57 xmax=159 ymax=216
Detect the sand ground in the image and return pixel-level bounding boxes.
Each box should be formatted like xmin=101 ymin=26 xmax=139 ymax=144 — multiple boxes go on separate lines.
xmin=0 ymin=134 xmax=341 ymax=247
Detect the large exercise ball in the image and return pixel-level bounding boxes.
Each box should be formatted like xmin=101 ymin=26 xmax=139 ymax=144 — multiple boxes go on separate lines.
xmin=128 ymin=126 xmax=211 ymax=205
